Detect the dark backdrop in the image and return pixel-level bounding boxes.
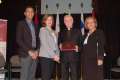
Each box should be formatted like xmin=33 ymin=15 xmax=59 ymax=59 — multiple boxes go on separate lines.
xmin=0 ymin=0 xmax=120 ymax=78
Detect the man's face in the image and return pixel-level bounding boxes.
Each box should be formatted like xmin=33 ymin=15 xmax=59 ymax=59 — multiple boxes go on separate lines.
xmin=64 ymin=16 xmax=73 ymax=28
xmin=24 ymin=7 xmax=34 ymax=20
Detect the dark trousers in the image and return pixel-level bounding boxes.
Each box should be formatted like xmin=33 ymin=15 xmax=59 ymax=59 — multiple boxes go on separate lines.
xmin=61 ymin=61 xmax=79 ymax=80
xmin=61 ymin=52 xmax=80 ymax=80
xmin=40 ymin=57 xmax=55 ymax=80
xmin=20 ymin=56 xmax=37 ymax=80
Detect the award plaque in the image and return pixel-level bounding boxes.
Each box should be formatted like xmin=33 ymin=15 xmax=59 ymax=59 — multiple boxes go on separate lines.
xmin=61 ymin=41 xmax=76 ymax=51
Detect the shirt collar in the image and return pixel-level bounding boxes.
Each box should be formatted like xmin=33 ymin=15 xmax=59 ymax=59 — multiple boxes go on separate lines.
xmin=25 ymin=18 xmax=33 ymax=24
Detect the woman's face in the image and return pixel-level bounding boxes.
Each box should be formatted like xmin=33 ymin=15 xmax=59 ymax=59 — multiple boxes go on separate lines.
xmin=45 ymin=16 xmax=53 ymax=27
xmin=85 ymin=18 xmax=96 ymax=30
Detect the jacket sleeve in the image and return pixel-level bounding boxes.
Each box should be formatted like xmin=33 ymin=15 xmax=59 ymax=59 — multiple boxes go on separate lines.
xmin=78 ymin=30 xmax=84 ymax=52
xmin=97 ymin=30 xmax=106 ymax=60
xmin=58 ymin=31 xmax=63 ymax=45
xmin=35 ymin=27 xmax=40 ymax=51
xmin=16 ymin=22 xmax=30 ymax=54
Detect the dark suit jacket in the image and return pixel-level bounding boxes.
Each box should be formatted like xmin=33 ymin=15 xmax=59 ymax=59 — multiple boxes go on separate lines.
xmin=16 ymin=20 xmax=40 ymax=57
xmin=59 ymin=28 xmax=83 ymax=50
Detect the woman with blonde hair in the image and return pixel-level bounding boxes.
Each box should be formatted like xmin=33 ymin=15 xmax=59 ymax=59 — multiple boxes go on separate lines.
xmin=82 ymin=16 xmax=106 ymax=80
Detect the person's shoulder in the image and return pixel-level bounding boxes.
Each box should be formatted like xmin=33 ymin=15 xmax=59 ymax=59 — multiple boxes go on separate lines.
xmin=17 ymin=20 xmax=27 ymax=27
xmin=16 ymin=20 xmax=26 ymax=29
xmin=40 ymin=27 xmax=47 ymax=32
xmin=17 ymin=20 xmax=26 ymax=24
xmin=73 ymin=28 xmax=80 ymax=31
xmin=96 ymin=29 xmax=104 ymax=34
xmin=97 ymin=29 xmax=103 ymax=32
xmin=96 ymin=29 xmax=105 ymax=37
xmin=40 ymin=27 xmax=46 ymax=30
xmin=73 ymin=28 xmax=82 ymax=34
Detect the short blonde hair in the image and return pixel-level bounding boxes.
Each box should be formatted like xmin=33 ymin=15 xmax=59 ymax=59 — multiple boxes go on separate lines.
xmin=85 ymin=16 xmax=97 ymax=27
xmin=64 ymin=15 xmax=73 ymax=21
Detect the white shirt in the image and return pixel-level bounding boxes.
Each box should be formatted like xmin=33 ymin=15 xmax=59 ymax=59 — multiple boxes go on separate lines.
xmin=84 ymin=33 xmax=90 ymax=45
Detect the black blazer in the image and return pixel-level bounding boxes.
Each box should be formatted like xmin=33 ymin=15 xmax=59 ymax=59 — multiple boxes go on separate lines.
xmin=58 ymin=28 xmax=83 ymax=51
xmin=16 ymin=20 xmax=40 ymax=57
xmin=83 ymin=29 xmax=106 ymax=60
xmin=82 ymin=29 xmax=106 ymax=80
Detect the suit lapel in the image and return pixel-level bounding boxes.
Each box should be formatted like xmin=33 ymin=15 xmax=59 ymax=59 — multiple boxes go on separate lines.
xmin=33 ymin=23 xmax=38 ymax=36
xmin=24 ymin=20 xmax=37 ymax=35
xmin=23 ymin=20 xmax=31 ymax=34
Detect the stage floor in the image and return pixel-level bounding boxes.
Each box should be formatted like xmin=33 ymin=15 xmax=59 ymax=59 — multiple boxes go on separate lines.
xmin=7 ymin=78 xmax=120 ymax=80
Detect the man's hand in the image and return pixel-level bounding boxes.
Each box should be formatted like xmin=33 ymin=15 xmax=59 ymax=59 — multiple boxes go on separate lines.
xmin=75 ymin=45 xmax=79 ymax=52
xmin=59 ymin=43 xmax=62 ymax=51
xmin=28 ymin=50 xmax=38 ymax=60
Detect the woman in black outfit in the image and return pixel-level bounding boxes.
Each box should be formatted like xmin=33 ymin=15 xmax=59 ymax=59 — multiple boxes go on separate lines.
xmin=82 ymin=16 xmax=106 ymax=80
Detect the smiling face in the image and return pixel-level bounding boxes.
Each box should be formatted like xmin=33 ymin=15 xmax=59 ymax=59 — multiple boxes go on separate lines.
xmin=45 ymin=16 xmax=53 ymax=27
xmin=85 ymin=17 xmax=97 ymax=31
xmin=24 ymin=7 xmax=34 ymax=21
xmin=64 ymin=15 xmax=73 ymax=29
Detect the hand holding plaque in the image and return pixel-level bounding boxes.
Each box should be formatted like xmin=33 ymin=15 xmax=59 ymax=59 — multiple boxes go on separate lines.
xmin=61 ymin=41 xmax=76 ymax=51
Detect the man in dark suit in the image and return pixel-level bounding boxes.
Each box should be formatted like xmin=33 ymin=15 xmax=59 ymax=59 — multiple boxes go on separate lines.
xmin=16 ymin=6 xmax=40 ymax=80
xmin=59 ymin=15 xmax=83 ymax=80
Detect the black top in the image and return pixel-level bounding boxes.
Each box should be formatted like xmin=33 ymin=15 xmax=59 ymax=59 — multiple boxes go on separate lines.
xmin=58 ymin=28 xmax=83 ymax=53
xmin=58 ymin=28 xmax=83 ymax=62
xmin=82 ymin=29 xmax=106 ymax=80
xmin=83 ymin=29 xmax=106 ymax=59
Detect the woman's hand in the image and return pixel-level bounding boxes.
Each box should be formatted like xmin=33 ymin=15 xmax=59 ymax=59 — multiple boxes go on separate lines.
xmin=53 ymin=55 xmax=60 ymax=63
xmin=98 ymin=59 xmax=103 ymax=66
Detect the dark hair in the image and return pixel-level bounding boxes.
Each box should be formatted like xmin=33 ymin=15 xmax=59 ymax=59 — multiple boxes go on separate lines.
xmin=41 ymin=14 xmax=54 ymax=27
xmin=24 ymin=5 xmax=35 ymax=12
